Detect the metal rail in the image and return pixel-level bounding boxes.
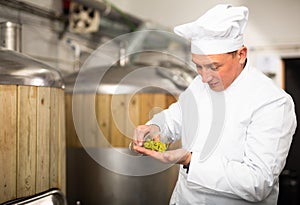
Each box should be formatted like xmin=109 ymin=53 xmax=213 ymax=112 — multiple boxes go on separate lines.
xmin=0 ymin=0 xmax=63 ymax=21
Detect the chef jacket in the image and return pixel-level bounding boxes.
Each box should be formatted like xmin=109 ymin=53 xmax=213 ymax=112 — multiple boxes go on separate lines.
xmin=149 ymin=60 xmax=297 ymax=205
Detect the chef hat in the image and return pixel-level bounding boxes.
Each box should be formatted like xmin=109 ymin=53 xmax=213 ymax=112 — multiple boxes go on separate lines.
xmin=174 ymin=4 xmax=249 ymax=55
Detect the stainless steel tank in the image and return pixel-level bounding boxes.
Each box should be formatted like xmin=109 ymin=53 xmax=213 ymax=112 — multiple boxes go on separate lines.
xmin=64 ymin=55 xmax=196 ymax=205
xmin=0 ymin=48 xmax=66 ymax=203
xmin=0 ymin=48 xmax=63 ymax=87
xmin=67 ymin=147 xmax=180 ymax=205
xmin=64 ymin=59 xmax=195 ymax=148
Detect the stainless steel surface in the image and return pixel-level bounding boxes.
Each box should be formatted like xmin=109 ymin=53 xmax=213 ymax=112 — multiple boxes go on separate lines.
xmin=67 ymin=147 xmax=179 ymax=205
xmin=0 ymin=0 xmax=141 ymax=39
xmin=0 ymin=0 xmax=62 ymax=21
xmin=65 ymin=54 xmax=193 ymax=204
xmin=64 ymin=62 xmax=195 ymax=94
xmin=156 ymin=66 xmax=193 ymax=89
xmin=2 ymin=189 xmax=67 ymax=205
xmin=0 ymin=48 xmax=63 ymax=87
xmin=0 ymin=21 xmax=21 ymax=52
xmin=73 ymin=0 xmax=142 ymax=30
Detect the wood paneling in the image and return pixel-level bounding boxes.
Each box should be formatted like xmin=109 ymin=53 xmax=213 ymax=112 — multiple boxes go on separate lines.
xmin=0 ymin=85 xmax=17 ymax=202
xmin=17 ymin=85 xmax=37 ymax=198
xmin=0 ymin=85 xmax=66 ymax=203
xmin=110 ymin=94 xmax=127 ymax=147
xmin=58 ymin=90 xmax=66 ymax=194
xmin=36 ymin=87 xmax=50 ymax=193
xmin=66 ymin=93 xmax=178 ymax=148
xmin=49 ymin=88 xmax=59 ymax=189
xmin=95 ymin=94 xmax=111 ymax=147
xmin=65 ymin=94 xmax=80 ymax=147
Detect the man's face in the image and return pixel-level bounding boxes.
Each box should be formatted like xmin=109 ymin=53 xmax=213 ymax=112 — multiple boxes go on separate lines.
xmin=192 ymin=47 xmax=247 ymax=91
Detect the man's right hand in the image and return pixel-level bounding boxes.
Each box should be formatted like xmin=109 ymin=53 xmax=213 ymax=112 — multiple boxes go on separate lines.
xmin=133 ymin=124 xmax=160 ymax=147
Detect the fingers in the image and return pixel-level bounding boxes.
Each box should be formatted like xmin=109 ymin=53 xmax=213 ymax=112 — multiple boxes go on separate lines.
xmin=133 ymin=124 xmax=161 ymax=146
xmin=134 ymin=145 xmax=160 ymax=158
xmin=133 ymin=146 xmax=191 ymax=165
xmin=133 ymin=125 xmax=150 ymax=146
xmin=149 ymin=124 xmax=161 ymax=141
xmin=152 ymin=134 xmax=160 ymax=142
xmin=134 ymin=145 xmax=167 ymax=162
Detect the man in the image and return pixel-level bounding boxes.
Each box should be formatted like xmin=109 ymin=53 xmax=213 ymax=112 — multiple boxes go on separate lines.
xmin=133 ymin=4 xmax=296 ymax=205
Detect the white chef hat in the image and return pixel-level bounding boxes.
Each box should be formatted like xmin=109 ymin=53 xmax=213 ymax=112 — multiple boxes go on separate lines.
xmin=174 ymin=4 xmax=249 ymax=55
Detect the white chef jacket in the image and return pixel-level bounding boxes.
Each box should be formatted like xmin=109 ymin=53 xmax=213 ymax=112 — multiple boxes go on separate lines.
xmin=149 ymin=61 xmax=297 ymax=205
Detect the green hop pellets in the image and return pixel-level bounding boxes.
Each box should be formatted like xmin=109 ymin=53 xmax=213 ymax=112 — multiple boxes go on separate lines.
xmin=143 ymin=139 xmax=167 ymax=152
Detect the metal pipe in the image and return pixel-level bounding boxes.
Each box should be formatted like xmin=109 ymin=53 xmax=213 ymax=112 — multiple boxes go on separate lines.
xmin=0 ymin=0 xmax=63 ymax=22
xmin=73 ymin=0 xmax=143 ymax=31
xmin=0 ymin=21 xmax=22 ymax=52
xmin=0 ymin=0 xmax=143 ymax=37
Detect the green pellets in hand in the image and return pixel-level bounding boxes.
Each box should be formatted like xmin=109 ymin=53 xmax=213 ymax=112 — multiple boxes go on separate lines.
xmin=143 ymin=139 xmax=167 ymax=152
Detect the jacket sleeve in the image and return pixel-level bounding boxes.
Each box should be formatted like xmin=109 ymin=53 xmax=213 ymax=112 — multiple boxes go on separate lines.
xmin=223 ymin=95 xmax=297 ymax=201
xmin=147 ymin=100 xmax=183 ymax=142
xmin=186 ymin=95 xmax=296 ymax=202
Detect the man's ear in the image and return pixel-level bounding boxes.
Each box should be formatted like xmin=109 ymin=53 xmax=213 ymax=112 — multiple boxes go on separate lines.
xmin=238 ymin=46 xmax=247 ymax=64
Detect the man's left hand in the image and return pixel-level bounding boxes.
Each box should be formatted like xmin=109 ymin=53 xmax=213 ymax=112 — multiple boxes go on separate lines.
xmin=134 ymin=145 xmax=192 ymax=165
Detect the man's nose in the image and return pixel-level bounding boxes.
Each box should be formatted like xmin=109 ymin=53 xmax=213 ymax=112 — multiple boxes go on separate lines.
xmin=200 ymin=69 xmax=213 ymax=83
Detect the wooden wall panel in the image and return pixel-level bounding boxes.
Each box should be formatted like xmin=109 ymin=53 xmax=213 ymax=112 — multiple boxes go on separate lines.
xmin=49 ymin=88 xmax=59 ymax=189
xmin=65 ymin=94 xmax=81 ymax=147
xmin=66 ymin=93 xmax=179 ymax=148
xmin=36 ymin=87 xmax=51 ymax=193
xmin=125 ymin=94 xmax=140 ymax=146
xmin=0 ymin=85 xmax=66 ymax=203
xmin=58 ymin=90 xmax=66 ymax=194
xmin=83 ymin=94 xmax=103 ymax=147
xmin=166 ymin=94 xmax=178 ymax=107
xmin=17 ymin=86 xmax=37 ymax=198
xmin=139 ymin=93 xmax=153 ymax=124
xmin=139 ymin=93 xmax=167 ymax=124
xmin=0 ymin=85 xmax=17 ymax=202
xmin=110 ymin=94 xmax=126 ymax=147
xmin=95 ymin=94 xmax=111 ymax=147
xmin=151 ymin=93 xmax=167 ymax=118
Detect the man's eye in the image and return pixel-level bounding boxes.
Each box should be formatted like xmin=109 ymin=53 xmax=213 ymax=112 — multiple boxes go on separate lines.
xmin=209 ymin=65 xmax=218 ymax=71
xmin=196 ymin=65 xmax=202 ymax=70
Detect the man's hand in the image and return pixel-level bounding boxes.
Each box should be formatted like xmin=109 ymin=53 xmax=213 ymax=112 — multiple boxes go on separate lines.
xmin=133 ymin=124 xmax=160 ymax=146
xmin=133 ymin=145 xmax=192 ymax=165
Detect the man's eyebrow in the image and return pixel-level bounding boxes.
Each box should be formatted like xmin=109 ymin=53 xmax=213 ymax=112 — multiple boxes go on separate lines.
xmin=207 ymin=62 xmax=221 ymax=66
xmin=192 ymin=61 xmax=206 ymax=67
xmin=192 ymin=60 xmax=222 ymax=68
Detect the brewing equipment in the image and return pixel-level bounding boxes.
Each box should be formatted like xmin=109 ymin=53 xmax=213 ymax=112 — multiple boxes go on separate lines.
xmin=0 ymin=48 xmax=66 ymax=203
xmin=0 ymin=21 xmax=22 ymax=52
xmin=64 ymin=51 xmax=196 ymax=204
xmin=64 ymin=62 xmax=191 ymax=148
